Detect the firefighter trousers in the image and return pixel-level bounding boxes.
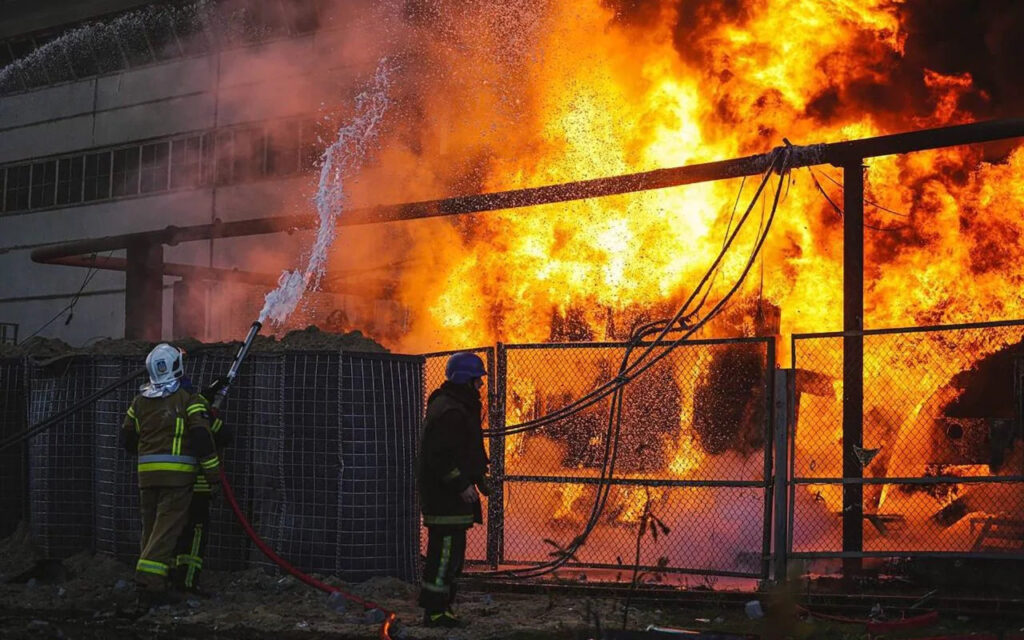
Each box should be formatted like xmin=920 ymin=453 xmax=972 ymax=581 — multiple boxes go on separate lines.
xmin=419 ymin=525 xmax=468 ymax=614
xmin=137 ymin=486 xmax=193 ymax=591
xmin=172 ymin=492 xmax=211 ymax=591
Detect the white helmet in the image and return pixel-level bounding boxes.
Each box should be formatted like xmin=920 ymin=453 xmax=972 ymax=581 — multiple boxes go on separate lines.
xmin=145 ymin=343 xmax=184 ymax=386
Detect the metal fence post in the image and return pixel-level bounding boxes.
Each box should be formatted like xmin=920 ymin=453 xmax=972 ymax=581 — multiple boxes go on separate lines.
xmin=772 ymin=368 xmax=793 ymax=582
xmin=486 ymin=343 xmax=506 ymax=568
xmin=841 ymin=159 xmax=865 ymax=576
xmin=761 ymin=340 xmax=776 ymax=581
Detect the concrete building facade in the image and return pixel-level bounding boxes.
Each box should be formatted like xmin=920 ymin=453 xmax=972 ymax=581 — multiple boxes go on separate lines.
xmin=0 ymin=0 xmax=392 ymax=346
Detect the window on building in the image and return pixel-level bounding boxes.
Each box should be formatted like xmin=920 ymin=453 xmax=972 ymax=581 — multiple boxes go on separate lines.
xmin=91 ymin=26 xmax=127 ymax=74
xmin=201 ymin=133 xmax=216 ymax=186
xmin=64 ymin=34 xmax=100 ymax=78
xmin=214 ymin=131 xmax=234 ymax=185
xmin=0 ymin=44 xmax=23 ymax=93
xmin=170 ymin=136 xmax=204 ymax=189
xmin=146 ymin=13 xmax=182 ymax=61
xmin=267 ymin=120 xmax=300 ymax=176
xmin=112 ymin=147 xmax=141 ymax=197
xmin=140 ymin=142 xmax=170 ymax=193
xmin=34 ymin=33 xmax=75 ymax=85
xmin=232 ymin=127 xmax=266 ymax=182
xmin=300 ymin=118 xmax=322 ymax=172
xmin=171 ymin=9 xmax=211 ymax=57
xmin=30 ymin=160 xmax=57 ymax=209
xmin=4 ymin=165 xmax=31 ymax=212
xmin=0 ymin=322 xmax=18 ymax=345
xmin=83 ymin=152 xmax=112 ymax=201
xmin=7 ymin=38 xmax=46 ymax=89
xmin=56 ymin=157 xmax=85 ymax=205
xmin=121 ymin=29 xmax=154 ymax=68
xmin=288 ymin=0 xmax=321 ymax=34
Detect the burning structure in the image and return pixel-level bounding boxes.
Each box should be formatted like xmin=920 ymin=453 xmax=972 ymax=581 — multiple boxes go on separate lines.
xmin=4 ymin=0 xmax=1024 ymax=586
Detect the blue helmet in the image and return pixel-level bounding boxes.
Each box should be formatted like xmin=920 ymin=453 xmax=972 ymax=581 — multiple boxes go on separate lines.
xmin=445 ymin=352 xmax=487 ymax=384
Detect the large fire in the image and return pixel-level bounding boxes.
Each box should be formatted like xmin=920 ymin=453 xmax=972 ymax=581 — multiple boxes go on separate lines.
xmin=255 ymin=0 xmax=1024 ymax=570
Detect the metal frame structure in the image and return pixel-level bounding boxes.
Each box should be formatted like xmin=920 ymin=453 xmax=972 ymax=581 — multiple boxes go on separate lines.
xmin=789 ymin=318 xmax=1024 ymax=564
xmin=30 ymin=117 xmax=1024 ymax=576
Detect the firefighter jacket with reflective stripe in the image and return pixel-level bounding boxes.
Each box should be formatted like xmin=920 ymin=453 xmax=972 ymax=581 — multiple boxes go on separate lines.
xmin=121 ymin=389 xmax=220 ymax=488
xmin=418 ymin=381 xmax=489 ymax=527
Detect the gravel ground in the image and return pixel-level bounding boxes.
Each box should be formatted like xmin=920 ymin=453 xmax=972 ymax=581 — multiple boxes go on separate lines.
xmin=3 ymin=525 xmax=1022 ymax=640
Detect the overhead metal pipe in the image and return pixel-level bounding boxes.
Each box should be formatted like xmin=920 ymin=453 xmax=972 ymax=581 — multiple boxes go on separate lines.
xmin=32 ymin=118 xmax=1024 ymax=268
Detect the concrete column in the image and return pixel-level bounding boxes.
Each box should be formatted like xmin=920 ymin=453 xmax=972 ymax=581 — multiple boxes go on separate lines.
xmin=124 ymin=241 xmax=163 ymax=341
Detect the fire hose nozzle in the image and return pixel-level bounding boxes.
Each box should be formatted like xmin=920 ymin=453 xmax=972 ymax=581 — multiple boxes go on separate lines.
xmin=212 ymin=320 xmax=263 ymax=410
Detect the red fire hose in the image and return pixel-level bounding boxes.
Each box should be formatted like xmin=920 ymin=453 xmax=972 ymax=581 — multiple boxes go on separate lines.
xmin=218 ymin=467 xmax=397 ymax=640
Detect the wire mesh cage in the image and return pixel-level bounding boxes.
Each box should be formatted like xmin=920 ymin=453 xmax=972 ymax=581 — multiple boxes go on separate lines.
xmin=27 ymin=358 xmax=97 ymax=558
xmin=790 ymin=320 xmax=1024 ymax=559
xmin=0 ymin=357 xmax=28 ymax=538
xmin=20 ymin=349 xmax=423 ymax=582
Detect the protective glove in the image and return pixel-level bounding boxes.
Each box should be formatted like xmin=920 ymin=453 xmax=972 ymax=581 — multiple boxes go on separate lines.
xmin=475 ymin=474 xmax=492 ymax=497
xmin=459 ymin=484 xmax=480 ymax=504
xmin=202 ymin=377 xmax=226 ymax=403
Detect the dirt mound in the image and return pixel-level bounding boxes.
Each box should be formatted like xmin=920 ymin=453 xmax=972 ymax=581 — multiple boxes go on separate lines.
xmin=248 ymin=326 xmax=388 ymax=353
xmin=0 ymin=327 xmax=390 ymax=361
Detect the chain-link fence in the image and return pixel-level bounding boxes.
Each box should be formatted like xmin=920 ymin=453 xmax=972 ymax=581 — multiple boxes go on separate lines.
xmin=790 ymin=320 xmax=1024 ymax=560
xmin=15 ymin=350 xmax=423 ymax=581
xmin=0 ymin=357 xmax=28 ymax=539
xmin=452 ymin=338 xmax=776 ymax=579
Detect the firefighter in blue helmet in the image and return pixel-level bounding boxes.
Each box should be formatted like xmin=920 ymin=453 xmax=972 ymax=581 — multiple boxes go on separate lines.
xmin=418 ymin=352 xmax=490 ymax=628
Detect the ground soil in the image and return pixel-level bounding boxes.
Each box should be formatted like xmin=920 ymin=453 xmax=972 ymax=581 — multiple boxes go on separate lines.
xmin=2 ymin=524 xmax=1022 ymax=640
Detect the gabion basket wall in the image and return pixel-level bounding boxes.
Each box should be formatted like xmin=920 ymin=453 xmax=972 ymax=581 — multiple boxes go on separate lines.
xmin=0 ymin=357 xmax=28 ymax=539
xmin=21 ymin=350 xmax=423 ymax=582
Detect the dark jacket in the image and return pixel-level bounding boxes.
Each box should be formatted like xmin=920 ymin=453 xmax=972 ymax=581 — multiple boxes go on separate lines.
xmin=418 ymin=381 xmax=489 ymax=527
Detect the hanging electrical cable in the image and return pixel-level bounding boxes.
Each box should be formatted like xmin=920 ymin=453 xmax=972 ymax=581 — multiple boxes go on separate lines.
xmin=476 ymin=146 xmax=793 ymax=579
xmin=482 ymin=145 xmax=791 ymax=439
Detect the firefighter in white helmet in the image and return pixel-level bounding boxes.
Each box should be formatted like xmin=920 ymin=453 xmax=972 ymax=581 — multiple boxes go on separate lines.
xmin=120 ymin=344 xmax=220 ymax=606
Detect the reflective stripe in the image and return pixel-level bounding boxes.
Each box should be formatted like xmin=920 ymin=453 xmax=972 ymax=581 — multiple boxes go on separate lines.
xmin=186 ymin=524 xmax=203 ymax=588
xmin=138 ymin=454 xmax=197 ymax=465
xmin=186 ymin=403 xmax=206 ymax=416
xmin=435 ymin=536 xmax=451 ymax=588
xmin=175 ymin=554 xmax=202 ymax=568
xmin=200 ymin=456 xmax=220 ymax=470
xmin=127 ymin=406 xmax=140 ymax=434
xmin=136 ymin=558 xmax=168 ymax=576
xmin=421 ymin=581 xmax=449 ymax=594
xmin=443 ymin=468 xmax=461 ymax=482
xmin=139 ymin=462 xmax=196 ymax=473
xmin=138 ymin=453 xmax=197 ymax=474
xmin=172 ymin=417 xmax=184 ymax=456
xmin=423 ymin=514 xmax=474 ymax=525
xmin=211 ymin=418 xmax=223 ymax=434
